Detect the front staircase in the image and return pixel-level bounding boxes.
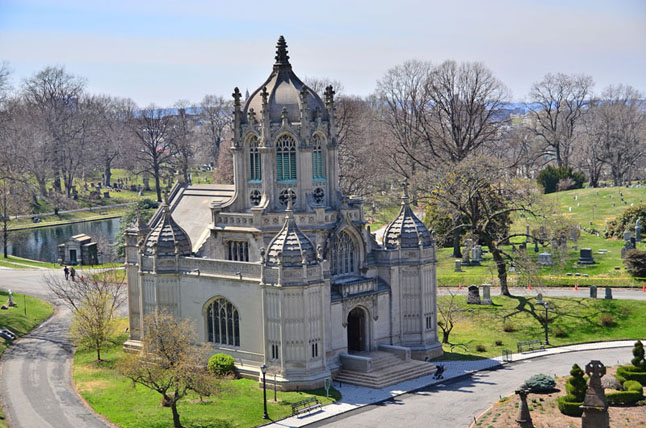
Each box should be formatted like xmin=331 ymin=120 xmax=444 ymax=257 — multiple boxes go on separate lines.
xmin=334 ymin=349 xmax=436 ymax=389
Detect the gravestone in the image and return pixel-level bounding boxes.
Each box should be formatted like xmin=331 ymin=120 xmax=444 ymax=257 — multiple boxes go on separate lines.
xmin=454 ymin=260 xmax=462 ymax=272
xmin=519 ymin=241 xmax=527 ymax=252
xmin=636 ymin=219 xmax=641 ymax=242
xmin=605 ymin=287 xmax=612 ymax=299
xmin=471 ymin=245 xmax=482 ymax=265
xmin=581 ymin=360 xmax=609 ymax=428
xmin=537 ymin=252 xmax=553 ymax=266
xmin=534 ymin=240 xmax=539 ymax=253
xmin=462 ymin=239 xmax=474 ymax=266
xmin=8 ymin=290 xmax=14 ymax=307
xmin=578 ymin=248 xmax=596 ymax=264
xmin=537 ymin=293 xmax=543 ymax=305
xmin=623 ymin=230 xmax=633 ymax=242
xmin=467 ymin=285 xmax=481 ymax=305
xmin=515 ymin=388 xmax=533 ymax=428
xmin=481 ymin=284 xmax=492 ymax=305
xmin=590 ymin=286 xmax=597 ymax=299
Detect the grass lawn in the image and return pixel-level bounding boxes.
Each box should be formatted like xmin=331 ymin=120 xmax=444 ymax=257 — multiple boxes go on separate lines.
xmin=74 ymin=328 xmax=340 ymax=428
xmin=0 ymin=255 xmax=120 ymax=271
xmin=9 ymin=207 xmax=129 ymax=230
xmin=0 ymin=291 xmax=53 ymax=428
xmin=437 ymin=295 xmax=646 ymax=359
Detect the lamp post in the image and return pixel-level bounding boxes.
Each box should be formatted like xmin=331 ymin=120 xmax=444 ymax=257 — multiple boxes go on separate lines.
xmin=261 ymin=364 xmax=269 ymax=419
xmin=543 ymin=302 xmax=550 ymax=345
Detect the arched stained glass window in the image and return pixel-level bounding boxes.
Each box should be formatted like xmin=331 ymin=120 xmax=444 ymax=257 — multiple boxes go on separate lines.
xmin=312 ymin=134 xmax=325 ymax=180
xmin=276 ymin=135 xmax=296 ymax=181
xmin=332 ymin=231 xmax=357 ymax=276
xmin=249 ymin=137 xmax=261 ymax=181
xmin=206 ymin=298 xmax=240 ymax=346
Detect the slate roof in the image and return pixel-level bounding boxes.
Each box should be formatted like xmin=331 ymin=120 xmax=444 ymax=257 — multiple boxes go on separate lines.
xmin=266 ymin=205 xmax=317 ymax=267
xmin=383 ymin=190 xmax=433 ymax=250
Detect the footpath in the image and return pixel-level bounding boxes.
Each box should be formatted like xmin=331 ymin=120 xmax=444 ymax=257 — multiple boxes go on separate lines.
xmin=263 ymin=339 xmax=645 ymax=428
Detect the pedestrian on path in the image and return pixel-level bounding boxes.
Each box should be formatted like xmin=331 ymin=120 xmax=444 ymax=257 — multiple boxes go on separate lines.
xmin=70 ymin=267 xmax=76 ymax=282
xmin=63 ymin=266 xmax=69 ymax=280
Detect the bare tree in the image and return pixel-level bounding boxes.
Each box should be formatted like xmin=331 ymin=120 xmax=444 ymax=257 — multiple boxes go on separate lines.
xmin=586 ymin=85 xmax=645 ymax=185
xmin=528 ymin=73 xmax=594 ymax=168
xmin=46 ymin=269 xmax=126 ymax=361
xmin=130 ymin=106 xmax=177 ymax=202
xmin=118 ymin=312 xmax=221 ymax=428
xmin=170 ymin=101 xmax=196 ymax=183
xmin=198 ymin=95 xmax=231 ymax=165
xmin=437 ymin=289 xmax=464 ymax=344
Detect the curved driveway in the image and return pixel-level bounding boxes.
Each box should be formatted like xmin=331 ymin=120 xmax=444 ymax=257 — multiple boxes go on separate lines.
xmin=0 ymin=269 xmax=112 ymax=428
xmin=314 ymin=347 xmax=634 ymax=428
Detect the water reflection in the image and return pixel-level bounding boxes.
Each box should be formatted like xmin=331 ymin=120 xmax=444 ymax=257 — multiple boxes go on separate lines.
xmin=7 ymin=218 xmax=121 ymax=263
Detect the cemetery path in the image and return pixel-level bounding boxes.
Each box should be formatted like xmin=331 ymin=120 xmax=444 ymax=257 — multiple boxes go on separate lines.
xmin=315 ymin=347 xmax=634 ymax=428
xmin=439 ymin=286 xmax=646 ymax=300
xmin=0 ymin=269 xmax=113 ymax=428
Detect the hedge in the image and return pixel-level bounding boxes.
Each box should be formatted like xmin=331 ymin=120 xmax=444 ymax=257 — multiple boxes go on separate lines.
xmin=617 ymin=365 xmax=646 ymax=385
xmin=607 ymin=390 xmax=643 ymax=405
xmin=557 ymin=395 xmax=583 ymax=416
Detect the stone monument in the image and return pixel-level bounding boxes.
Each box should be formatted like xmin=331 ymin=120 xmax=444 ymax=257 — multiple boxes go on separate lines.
xmin=7 ymin=290 xmax=14 ymax=307
xmin=467 ymin=285 xmax=481 ymax=305
xmin=515 ymin=388 xmax=534 ymax=428
xmin=636 ymin=219 xmax=641 ymax=242
xmin=537 ymin=252 xmax=553 ymax=266
xmin=481 ymin=284 xmax=492 ymax=305
xmin=454 ymin=259 xmax=462 ymax=272
xmin=537 ymin=293 xmax=543 ymax=305
xmin=471 ymin=245 xmax=482 ymax=265
xmin=589 ymin=286 xmax=597 ymax=299
xmin=604 ymin=287 xmax=612 ymax=300
xmin=580 ymin=360 xmax=609 ymax=428
xmin=578 ymin=248 xmax=596 ymax=264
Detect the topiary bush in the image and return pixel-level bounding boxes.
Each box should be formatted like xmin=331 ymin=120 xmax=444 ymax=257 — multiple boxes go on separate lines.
xmin=523 ymin=373 xmax=556 ymax=393
xmin=207 ymin=353 xmax=235 ymax=377
xmin=557 ymin=395 xmax=584 ymax=416
xmin=632 ymin=340 xmax=646 ymax=370
xmin=617 ymin=365 xmax=646 ymax=385
xmin=623 ymin=250 xmax=646 ymax=277
xmin=536 ymin=166 xmax=585 ymax=194
xmin=607 ymin=389 xmax=644 ymax=406
xmin=558 ymin=363 xmax=587 ymax=416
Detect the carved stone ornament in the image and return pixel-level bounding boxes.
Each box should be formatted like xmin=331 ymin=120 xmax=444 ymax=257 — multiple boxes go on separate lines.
xmin=341 ymin=295 xmax=378 ymax=327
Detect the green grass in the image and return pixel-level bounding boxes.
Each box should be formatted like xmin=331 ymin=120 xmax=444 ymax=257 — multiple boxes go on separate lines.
xmin=0 ymin=255 xmax=120 ymax=271
xmin=438 ymin=295 xmax=646 ymax=358
xmin=9 ymin=207 xmax=129 ymax=230
xmin=73 ymin=329 xmax=340 ymax=428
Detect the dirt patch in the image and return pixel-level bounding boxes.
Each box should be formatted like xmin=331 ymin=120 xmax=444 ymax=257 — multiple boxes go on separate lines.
xmin=471 ymin=367 xmax=646 ymax=428
xmin=76 ymin=380 xmax=109 ymax=393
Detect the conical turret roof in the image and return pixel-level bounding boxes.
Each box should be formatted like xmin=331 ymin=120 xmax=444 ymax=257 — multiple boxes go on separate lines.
xmin=384 ymin=184 xmax=433 ymax=249
xmin=143 ymin=203 xmax=192 ymax=256
xmin=266 ymin=197 xmax=317 ymax=267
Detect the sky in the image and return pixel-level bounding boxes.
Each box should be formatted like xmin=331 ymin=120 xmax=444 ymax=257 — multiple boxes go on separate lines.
xmin=0 ymin=0 xmax=644 ymax=106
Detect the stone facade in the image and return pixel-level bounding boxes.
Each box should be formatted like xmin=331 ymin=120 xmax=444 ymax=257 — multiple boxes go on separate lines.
xmin=124 ymin=37 xmax=442 ymax=390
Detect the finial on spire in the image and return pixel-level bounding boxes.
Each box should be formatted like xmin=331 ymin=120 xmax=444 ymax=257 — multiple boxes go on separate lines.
xmin=324 ymin=85 xmax=335 ymax=106
xmin=274 ymin=36 xmax=290 ymax=66
xmin=261 ymin=86 xmax=268 ymax=105
xmin=401 ymin=180 xmax=410 ymax=204
xmin=232 ymin=87 xmax=241 ymax=106
xmin=286 ymin=187 xmax=294 ymax=212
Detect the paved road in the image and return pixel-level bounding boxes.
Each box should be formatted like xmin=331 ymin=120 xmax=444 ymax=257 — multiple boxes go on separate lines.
xmin=0 ymin=269 xmax=112 ymax=428
xmin=314 ymin=347 xmax=635 ymax=428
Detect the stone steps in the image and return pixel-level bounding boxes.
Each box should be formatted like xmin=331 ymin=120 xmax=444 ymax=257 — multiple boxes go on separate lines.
xmin=334 ymin=351 xmax=436 ymax=389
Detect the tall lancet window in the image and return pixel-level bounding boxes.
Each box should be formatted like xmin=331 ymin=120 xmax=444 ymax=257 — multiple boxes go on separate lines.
xmin=206 ymin=297 xmax=240 ymax=346
xmin=249 ymin=137 xmax=261 ymax=181
xmin=332 ymin=231 xmax=357 ymax=276
xmin=312 ymin=134 xmax=325 ymax=180
xmin=276 ymin=135 xmax=297 ymax=181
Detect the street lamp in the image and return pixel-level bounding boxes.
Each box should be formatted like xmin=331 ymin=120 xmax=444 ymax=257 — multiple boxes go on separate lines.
xmin=261 ymin=364 xmax=269 ymax=420
xmin=543 ymin=302 xmax=550 ymax=346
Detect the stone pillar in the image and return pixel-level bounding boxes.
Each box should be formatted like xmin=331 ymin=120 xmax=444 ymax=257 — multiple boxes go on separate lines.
xmin=515 ymin=388 xmax=533 ymax=428
xmin=580 ymin=360 xmax=609 ymax=428
xmin=481 ymin=284 xmax=492 ymax=305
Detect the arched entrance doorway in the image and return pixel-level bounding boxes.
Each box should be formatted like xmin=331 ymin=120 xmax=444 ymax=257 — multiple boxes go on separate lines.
xmin=347 ymin=307 xmax=367 ymax=353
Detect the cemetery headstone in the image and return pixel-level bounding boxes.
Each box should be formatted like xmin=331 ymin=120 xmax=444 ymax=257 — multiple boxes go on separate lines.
xmin=471 ymin=245 xmax=482 ymax=265
xmin=534 ymin=240 xmax=539 ymax=253
xmin=623 ymin=230 xmax=633 ymax=242
xmin=8 ymin=290 xmax=14 ymax=307
xmin=636 ymin=219 xmax=641 ymax=242
xmin=581 ymin=360 xmax=609 ymax=428
xmin=590 ymin=286 xmax=597 ymax=299
xmin=103 ymin=191 xmax=110 ymax=199
xmin=537 ymin=252 xmax=553 ymax=266
xmin=466 ymin=285 xmax=481 ymax=305
xmin=537 ymin=293 xmax=543 ymax=305
xmin=604 ymin=287 xmax=612 ymax=300
xmin=578 ymin=248 xmax=596 ymax=264
xmin=454 ymin=260 xmax=462 ymax=272
xmin=481 ymin=284 xmax=492 ymax=305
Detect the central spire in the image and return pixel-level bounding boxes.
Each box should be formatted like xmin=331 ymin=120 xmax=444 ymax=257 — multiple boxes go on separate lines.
xmin=274 ymin=35 xmax=291 ymax=68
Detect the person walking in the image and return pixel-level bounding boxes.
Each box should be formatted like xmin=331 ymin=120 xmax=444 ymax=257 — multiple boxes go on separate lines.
xmin=70 ymin=267 xmax=76 ymax=282
xmin=63 ymin=266 xmax=69 ymax=280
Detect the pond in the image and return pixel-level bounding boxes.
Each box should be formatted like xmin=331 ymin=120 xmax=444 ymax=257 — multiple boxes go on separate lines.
xmin=6 ymin=218 xmax=121 ymax=263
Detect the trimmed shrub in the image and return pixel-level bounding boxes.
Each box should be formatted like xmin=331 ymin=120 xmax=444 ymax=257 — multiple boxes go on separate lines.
xmin=566 ymin=364 xmax=587 ymax=401
xmin=599 ymin=313 xmax=614 ymax=327
xmin=632 ymin=340 xmax=646 ymax=369
xmin=607 ymin=390 xmax=643 ymax=405
xmin=502 ymin=321 xmax=516 ymax=332
xmin=536 ymin=166 xmax=584 ymax=194
xmin=476 ymin=344 xmax=487 ymax=352
xmin=523 ymin=374 xmax=556 ymax=393
xmin=553 ymin=326 xmax=567 ymax=338
xmin=495 ymin=340 xmax=503 ymax=346
xmin=623 ymin=250 xmax=646 ymax=277
xmin=208 ymin=353 xmax=235 ymax=377
xmin=623 ymin=380 xmax=643 ymax=393
xmin=617 ymin=365 xmax=646 ymax=385
xmin=557 ymin=395 xmax=583 ymax=416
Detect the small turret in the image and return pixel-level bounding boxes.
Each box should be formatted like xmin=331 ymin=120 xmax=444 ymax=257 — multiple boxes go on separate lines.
xmin=383 ymin=182 xmax=433 ymax=249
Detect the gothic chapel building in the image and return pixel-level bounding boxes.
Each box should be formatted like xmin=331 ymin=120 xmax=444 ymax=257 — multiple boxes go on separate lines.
xmin=125 ymin=37 xmax=442 ymax=390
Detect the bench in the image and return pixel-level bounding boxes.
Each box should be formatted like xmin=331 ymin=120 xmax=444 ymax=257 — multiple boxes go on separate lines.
xmin=291 ymin=397 xmax=321 ymax=416
xmin=517 ymin=339 xmax=545 ymax=353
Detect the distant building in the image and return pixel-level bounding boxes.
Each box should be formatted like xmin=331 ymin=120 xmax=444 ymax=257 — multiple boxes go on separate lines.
xmin=57 ymin=234 xmax=98 ymax=265
xmin=124 ymin=37 xmax=442 ymax=390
